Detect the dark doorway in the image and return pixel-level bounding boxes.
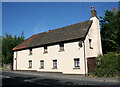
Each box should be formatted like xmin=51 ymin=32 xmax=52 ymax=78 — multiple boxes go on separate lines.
xmin=87 ymin=57 xmax=96 ymax=73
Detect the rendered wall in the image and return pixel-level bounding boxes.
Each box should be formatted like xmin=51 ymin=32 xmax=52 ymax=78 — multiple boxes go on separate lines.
xmin=85 ymin=17 xmax=102 ymax=58
xmin=13 ymin=41 xmax=86 ymax=74
xmin=84 ymin=17 xmax=103 ymax=74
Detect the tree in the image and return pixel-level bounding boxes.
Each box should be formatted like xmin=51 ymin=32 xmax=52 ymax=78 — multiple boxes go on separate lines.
xmin=100 ymin=8 xmax=120 ymax=54
xmin=2 ymin=32 xmax=25 ymax=64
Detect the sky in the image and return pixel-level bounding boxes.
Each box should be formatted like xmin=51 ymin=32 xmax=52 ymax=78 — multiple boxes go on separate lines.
xmin=2 ymin=2 xmax=118 ymax=39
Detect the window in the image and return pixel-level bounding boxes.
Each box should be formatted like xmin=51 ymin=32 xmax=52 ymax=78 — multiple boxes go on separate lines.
xmin=29 ymin=60 xmax=32 ymax=68
xmin=59 ymin=43 xmax=64 ymax=51
xmin=44 ymin=46 xmax=48 ymax=53
xmin=53 ymin=60 xmax=57 ymax=69
xmin=29 ymin=48 xmax=32 ymax=55
xmin=40 ymin=60 xmax=44 ymax=69
xmin=89 ymin=39 xmax=93 ymax=49
xmin=78 ymin=40 xmax=83 ymax=47
xmin=74 ymin=58 xmax=80 ymax=68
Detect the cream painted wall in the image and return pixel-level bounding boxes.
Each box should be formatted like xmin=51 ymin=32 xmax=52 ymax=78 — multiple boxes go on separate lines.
xmin=84 ymin=17 xmax=103 ymax=74
xmin=13 ymin=52 xmax=17 ymax=70
xmin=13 ymin=41 xmax=86 ymax=74
xmin=85 ymin=17 xmax=102 ymax=58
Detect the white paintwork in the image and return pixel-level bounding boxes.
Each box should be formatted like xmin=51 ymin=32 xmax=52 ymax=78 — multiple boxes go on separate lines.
xmin=86 ymin=17 xmax=102 ymax=57
xmin=83 ymin=17 xmax=103 ymax=74
xmin=13 ymin=51 xmax=17 ymax=70
xmin=13 ymin=16 xmax=102 ymax=74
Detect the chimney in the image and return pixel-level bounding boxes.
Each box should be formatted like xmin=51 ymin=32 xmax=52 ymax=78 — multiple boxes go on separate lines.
xmin=90 ymin=6 xmax=98 ymax=18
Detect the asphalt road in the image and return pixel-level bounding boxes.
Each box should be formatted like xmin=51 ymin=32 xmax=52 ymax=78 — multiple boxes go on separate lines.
xmin=1 ymin=71 xmax=119 ymax=87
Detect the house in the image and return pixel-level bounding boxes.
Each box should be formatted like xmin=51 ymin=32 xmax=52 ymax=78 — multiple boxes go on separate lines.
xmin=12 ymin=6 xmax=102 ymax=75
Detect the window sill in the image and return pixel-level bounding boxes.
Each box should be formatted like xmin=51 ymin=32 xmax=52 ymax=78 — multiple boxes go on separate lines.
xmin=43 ymin=52 xmax=48 ymax=54
xmin=73 ymin=67 xmax=80 ymax=69
xmin=39 ymin=67 xmax=44 ymax=69
xmin=52 ymin=68 xmax=58 ymax=69
xmin=58 ymin=50 xmax=65 ymax=52
xmin=29 ymin=54 xmax=32 ymax=56
xmin=28 ymin=67 xmax=32 ymax=69
xmin=90 ymin=47 xmax=93 ymax=49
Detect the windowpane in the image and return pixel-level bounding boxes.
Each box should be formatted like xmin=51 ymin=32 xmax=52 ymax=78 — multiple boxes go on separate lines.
xmin=44 ymin=46 xmax=48 ymax=53
xmin=89 ymin=39 xmax=93 ymax=49
xmin=78 ymin=40 xmax=83 ymax=47
xmin=74 ymin=59 xmax=80 ymax=67
xmin=29 ymin=60 xmax=32 ymax=68
xmin=29 ymin=48 xmax=32 ymax=55
xmin=59 ymin=43 xmax=64 ymax=51
xmin=53 ymin=60 xmax=57 ymax=68
xmin=40 ymin=60 xmax=44 ymax=68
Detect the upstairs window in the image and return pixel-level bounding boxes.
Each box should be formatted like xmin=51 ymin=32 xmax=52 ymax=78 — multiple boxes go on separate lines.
xmin=78 ymin=40 xmax=83 ymax=48
xmin=40 ymin=60 xmax=44 ymax=69
xmin=28 ymin=60 xmax=32 ymax=68
xmin=29 ymin=48 xmax=32 ymax=55
xmin=59 ymin=43 xmax=64 ymax=51
xmin=44 ymin=46 xmax=48 ymax=53
xmin=74 ymin=58 xmax=80 ymax=68
xmin=89 ymin=39 xmax=93 ymax=49
xmin=53 ymin=60 xmax=57 ymax=69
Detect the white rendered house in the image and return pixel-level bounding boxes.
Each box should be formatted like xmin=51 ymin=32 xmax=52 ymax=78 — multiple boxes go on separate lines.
xmin=12 ymin=6 xmax=102 ymax=75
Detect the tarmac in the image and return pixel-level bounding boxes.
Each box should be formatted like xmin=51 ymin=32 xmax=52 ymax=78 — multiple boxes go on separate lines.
xmin=4 ymin=70 xmax=119 ymax=84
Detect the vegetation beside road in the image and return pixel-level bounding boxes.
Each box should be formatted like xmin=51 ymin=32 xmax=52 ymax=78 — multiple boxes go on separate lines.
xmin=100 ymin=8 xmax=120 ymax=54
xmin=89 ymin=51 xmax=120 ymax=77
xmin=1 ymin=32 xmax=25 ymax=65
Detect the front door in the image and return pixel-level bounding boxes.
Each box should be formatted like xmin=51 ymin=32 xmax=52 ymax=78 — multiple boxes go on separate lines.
xmin=87 ymin=57 xmax=96 ymax=73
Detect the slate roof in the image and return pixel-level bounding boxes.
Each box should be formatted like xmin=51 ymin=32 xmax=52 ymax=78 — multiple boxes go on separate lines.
xmin=12 ymin=20 xmax=92 ymax=51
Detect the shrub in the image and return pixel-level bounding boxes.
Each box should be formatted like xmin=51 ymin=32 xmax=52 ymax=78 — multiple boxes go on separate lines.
xmin=89 ymin=52 xmax=120 ymax=77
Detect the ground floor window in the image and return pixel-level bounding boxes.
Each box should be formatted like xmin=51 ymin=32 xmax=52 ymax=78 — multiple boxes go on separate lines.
xmin=40 ymin=60 xmax=44 ymax=69
xmin=29 ymin=60 xmax=32 ymax=68
xmin=74 ymin=58 xmax=80 ymax=68
xmin=53 ymin=60 xmax=57 ymax=69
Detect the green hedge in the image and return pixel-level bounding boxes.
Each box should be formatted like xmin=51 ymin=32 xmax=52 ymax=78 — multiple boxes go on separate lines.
xmin=89 ymin=52 xmax=120 ymax=77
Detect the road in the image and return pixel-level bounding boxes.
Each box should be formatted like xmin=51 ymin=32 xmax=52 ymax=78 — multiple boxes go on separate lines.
xmin=1 ymin=71 xmax=119 ymax=87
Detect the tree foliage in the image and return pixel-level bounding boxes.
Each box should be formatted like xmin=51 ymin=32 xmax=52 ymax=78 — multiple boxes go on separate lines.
xmin=100 ymin=8 xmax=120 ymax=54
xmin=2 ymin=32 xmax=25 ymax=64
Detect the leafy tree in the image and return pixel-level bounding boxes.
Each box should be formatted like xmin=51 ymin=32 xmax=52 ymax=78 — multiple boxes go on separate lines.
xmin=100 ymin=8 xmax=120 ymax=54
xmin=2 ymin=32 xmax=25 ymax=64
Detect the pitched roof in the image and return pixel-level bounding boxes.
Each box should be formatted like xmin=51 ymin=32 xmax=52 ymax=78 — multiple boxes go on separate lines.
xmin=12 ymin=20 xmax=92 ymax=51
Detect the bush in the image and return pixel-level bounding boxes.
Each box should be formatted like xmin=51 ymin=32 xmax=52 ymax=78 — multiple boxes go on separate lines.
xmin=89 ymin=52 xmax=120 ymax=77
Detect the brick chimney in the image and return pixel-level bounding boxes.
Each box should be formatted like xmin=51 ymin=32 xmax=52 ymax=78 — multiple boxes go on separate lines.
xmin=90 ymin=6 xmax=98 ymax=18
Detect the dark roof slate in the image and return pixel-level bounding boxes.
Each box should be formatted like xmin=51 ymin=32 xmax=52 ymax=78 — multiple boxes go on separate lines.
xmin=12 ymin=20 xmax=92 ymax=51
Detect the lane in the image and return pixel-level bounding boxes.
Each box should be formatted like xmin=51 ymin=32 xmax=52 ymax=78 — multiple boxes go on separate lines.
xmin=2 ymin=71 xmax=119 ymax=87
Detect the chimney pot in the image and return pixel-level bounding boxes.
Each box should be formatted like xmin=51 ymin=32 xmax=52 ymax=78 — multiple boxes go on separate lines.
xmin=91 ymin=6 xmax=94 ymax=10
xmin=90 ymin=6 xmax=98 ymax=19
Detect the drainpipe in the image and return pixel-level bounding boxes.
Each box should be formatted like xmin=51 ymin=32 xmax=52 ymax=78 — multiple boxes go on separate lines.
xmin=16 ymin=51 xmax=17 ymax=71
xmin=83 ymin=40 xmax=86 ymax=76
